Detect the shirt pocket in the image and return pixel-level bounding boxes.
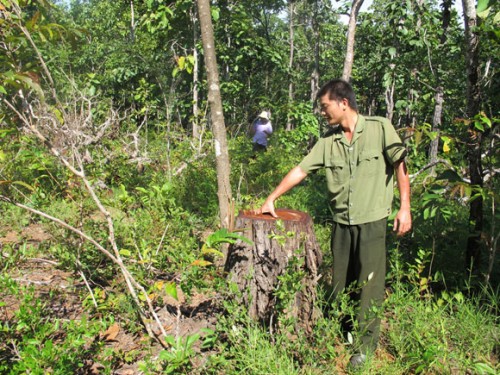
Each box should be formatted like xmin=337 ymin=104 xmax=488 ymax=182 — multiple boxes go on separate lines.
xmin=325 ymin=158 xmax=347 ymax=183
xmin=358 ymin=149 xmax=382 ymax=176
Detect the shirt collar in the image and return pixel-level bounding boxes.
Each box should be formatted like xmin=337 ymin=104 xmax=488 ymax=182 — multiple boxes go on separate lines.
xmin=351 ymin=114 xmax=365 ymax=144
xmin=332 ymin=114 xmax=365 ymax=144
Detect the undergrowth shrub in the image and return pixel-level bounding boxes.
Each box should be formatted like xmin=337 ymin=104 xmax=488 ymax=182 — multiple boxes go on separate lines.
xmin=174 ymin=152 xmax=220 ymax=222
xmin=384 ymin=285 xmax=499 ymax=374
xmin=0 ymin=275 xmax=110 ymax=374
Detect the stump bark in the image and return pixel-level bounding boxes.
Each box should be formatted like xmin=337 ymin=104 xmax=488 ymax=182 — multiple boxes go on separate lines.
xmin=224 ymin=209 xmax=323 ymax=334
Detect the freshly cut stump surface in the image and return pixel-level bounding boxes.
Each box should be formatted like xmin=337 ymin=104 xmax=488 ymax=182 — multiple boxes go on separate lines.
xmin=224 ymin=209 xmax=322 ymax=334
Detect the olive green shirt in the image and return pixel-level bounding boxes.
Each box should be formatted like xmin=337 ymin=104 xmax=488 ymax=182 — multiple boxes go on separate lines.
xmin=299 ymin=115 xmax=407 ymax=225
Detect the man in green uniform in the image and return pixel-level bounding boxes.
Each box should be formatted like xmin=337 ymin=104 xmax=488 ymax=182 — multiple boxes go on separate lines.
xmin=255 ymin=79 xmax=411 ymax=366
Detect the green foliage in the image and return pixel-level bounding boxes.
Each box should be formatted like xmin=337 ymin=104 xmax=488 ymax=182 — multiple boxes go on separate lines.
xmin=0 ymin=275 xmax=109 ymax=374
xmin=205 ymin=227 xmax=252 ymax=248
xmin=157 ymin=334 xmax=200 ymax=374
xmin=385 ymin=285 xmax=499 ymax=375
xmin=0 ymin=0 xmax=498 ymax=373
xmin=277 ymin=102 xmax=320 ymax=152
xmin=273 ymin=252 xmax=306 ymax=328
xmin=206 ymin=288 xmax=302 ymax=375
xmin=199 ymin=228 xmax=253 ymax=265
xmin=136 ymin=182 xmax=178 ymax=217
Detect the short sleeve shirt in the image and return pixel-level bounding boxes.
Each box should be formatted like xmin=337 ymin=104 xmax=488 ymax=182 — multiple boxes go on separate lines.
xmin=299 ymin=115 xmax=406 ymax=225
xmin=252 ymin=119 xmax=273 ymax=146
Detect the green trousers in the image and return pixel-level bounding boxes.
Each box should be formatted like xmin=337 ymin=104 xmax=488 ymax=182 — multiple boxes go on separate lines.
xmin=331 ymin=218 xmax=387 ymax=353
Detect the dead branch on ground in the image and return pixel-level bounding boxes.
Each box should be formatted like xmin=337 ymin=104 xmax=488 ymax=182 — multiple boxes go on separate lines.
xmin=1 ymin=96 xmax=172 ymax=347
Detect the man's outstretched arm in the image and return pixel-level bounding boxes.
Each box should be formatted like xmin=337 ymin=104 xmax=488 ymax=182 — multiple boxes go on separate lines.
xmin=257 ymin=166 xmax=308 ymax=217
xmin=393 ymin=160 xmax=412 ymax=236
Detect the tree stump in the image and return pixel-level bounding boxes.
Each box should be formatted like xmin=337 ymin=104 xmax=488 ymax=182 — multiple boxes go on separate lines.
xmin=224 ymin=209 xmax=323 ymax=334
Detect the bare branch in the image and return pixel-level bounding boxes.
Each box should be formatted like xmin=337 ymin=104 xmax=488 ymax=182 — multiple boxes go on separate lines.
xmin=410 ymin=158 xmax=469 ymax=183
xmin=1 ymin=97 xmax=172 ymax=346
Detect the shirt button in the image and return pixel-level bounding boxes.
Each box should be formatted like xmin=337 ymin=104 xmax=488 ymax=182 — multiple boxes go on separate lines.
xmin=349 ymin=147 xmax=353 ymax=151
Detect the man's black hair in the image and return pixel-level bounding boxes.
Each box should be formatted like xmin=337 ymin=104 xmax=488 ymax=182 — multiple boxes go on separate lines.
xmin=317 ymin=79 xmax=358 ymax=112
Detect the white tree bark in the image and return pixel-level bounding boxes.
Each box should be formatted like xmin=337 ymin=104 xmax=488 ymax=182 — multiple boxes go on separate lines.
xmin=342 ymin=0 xmax=364 ymax=81
xmin=429 ymin=86 xmax=443 ymax=175
xmin=196 ymin=0 xmax=233 ymax=230
xmin=191 ymin=6 xmax=200 ymax=141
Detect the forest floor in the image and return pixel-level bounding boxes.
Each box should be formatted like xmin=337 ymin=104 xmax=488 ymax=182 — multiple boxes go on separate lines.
xmin=0 ymin=224 xmax=219 ymax=374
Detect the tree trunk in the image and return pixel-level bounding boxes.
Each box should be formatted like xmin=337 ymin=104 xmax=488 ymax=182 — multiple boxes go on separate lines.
xmin=385 ymin=74 xmax=395 ymax=122
xmin=462 ymin=0 xmax=483 ymax=272
xmin=310 ymin=0 xmax=320 ymax=106
xmin=286 ymin=0 xmax=295 ymax=131
xmin=196 ymin=0 xmax=233 ymax=230
xmin=130 ymin=0 xmax=136 ymax=43
xmin=224 ymin=209 xmax=323 ymax=335
xmin=191 ymin=6 xmax=200 ymax=141
xmin=342 ymin=0 xmax=364 ymax=81
xmin=428 ymin=1 xmax=452 ymax=174
xmin=440 ymin=0 xmax=453 ymax=45
xmin=429 ymin=86 xmax=444 ymax=175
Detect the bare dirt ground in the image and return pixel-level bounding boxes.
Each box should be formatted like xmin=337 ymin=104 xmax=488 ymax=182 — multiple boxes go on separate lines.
xmin=0 ymin=224 xmax=219 ymax=374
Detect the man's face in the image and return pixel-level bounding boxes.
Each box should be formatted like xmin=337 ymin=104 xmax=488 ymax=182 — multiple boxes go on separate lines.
xmin=319 ymin=95 xmax=344 ymax=126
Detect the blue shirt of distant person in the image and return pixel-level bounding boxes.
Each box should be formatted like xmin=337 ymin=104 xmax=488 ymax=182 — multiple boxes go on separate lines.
xmin=251 ymin=111 xmax=273 ymax=152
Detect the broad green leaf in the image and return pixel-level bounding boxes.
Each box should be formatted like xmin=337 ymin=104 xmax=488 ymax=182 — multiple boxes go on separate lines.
xmin=477 ymin=0 xmax=489 ymax=13
xmin=178 ymin=56 xmax=186 ymax=70
xmin=51 ymin=106 xmax=64 ymax=125
xmin=494 ymin=11 xmax=500 ymax=24
xmin=165 ymin=281 xmax=178 ymax=300
xmin=478 ymin=114 xmax=492 ymax=128
xmin=119 ymin=249 xmax=131 ymax=257
xmin=441 ymin=136 xmax=451 ymax=153
xmin=440 ymin=136 xmax=451 ymax=143
xmin=478 ymin=8 xmax=491 ymax=19
xmin=201 ymin=245 xmax=224 ymax=258
xmin=186 ymin=333 xmax=200 ymax=347
xmin=453 ymin=292 xmax=464 ymax=303
xmin=0 ymin=180 xmax=35 ymax=191
xmin=204 ymin=228 xmax=253 ymax=248
xmin=473 ymin=121 xmax=484 ymax=131
xmin=163 ymin=335 xmax=176 ymax=347
xmin=211 ymin=8 xmax=220 ymax=22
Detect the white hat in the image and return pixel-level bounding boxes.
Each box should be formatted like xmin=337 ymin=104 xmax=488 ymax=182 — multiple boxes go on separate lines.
xmin=258 ymin=111 xmax=270 ymax=120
